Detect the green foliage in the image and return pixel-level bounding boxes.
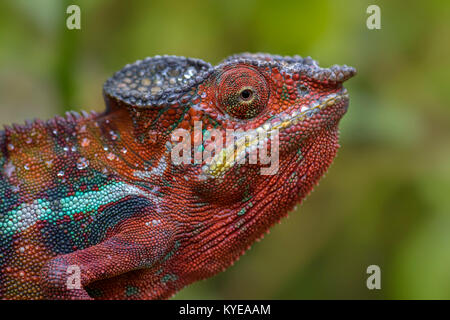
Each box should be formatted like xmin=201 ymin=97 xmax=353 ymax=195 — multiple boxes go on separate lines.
xmin=0 ymin=0 xmax=449 ymax=299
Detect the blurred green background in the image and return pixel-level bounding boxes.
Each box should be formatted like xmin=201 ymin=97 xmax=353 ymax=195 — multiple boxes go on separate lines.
xmin=0 ymin=0 xmax=449 ymax=299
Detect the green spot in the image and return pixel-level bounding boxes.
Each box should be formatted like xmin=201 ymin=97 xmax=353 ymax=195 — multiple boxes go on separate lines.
xmin=195 ymin=202 xmax=208 ymax=207
xmin=86 ymin=287 xmax=103 ymax=298
xmin=161 ymin=274 xmax=178 ymax=284
xmin=237 ymin=175 xmax=246 ymax=186
xmin=238 ymin=208 xmax=246 ymax=216
xmin=162 ymin=178 xmax=172 ymax=188
xmin=289 ymin=172 xmax=298 ymax=183
xmin=235 ymin=219 xmax=245 ymax=229
xmin=125 ymin=286 xmax=140 ymax=297
xmin=162 ymin=240 xmax=180 ymax=262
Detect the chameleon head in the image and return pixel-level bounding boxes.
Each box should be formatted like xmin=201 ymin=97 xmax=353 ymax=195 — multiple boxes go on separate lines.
xmin=103 ymin=54 xmax=355 ymax=276
xmin=197 ymin=53 xmax=356 ymax=184
xmin=103 ymin=53 xmax=356 ymax=206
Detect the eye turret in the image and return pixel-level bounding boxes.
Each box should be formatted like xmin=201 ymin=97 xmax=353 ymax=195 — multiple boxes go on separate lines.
xmin=215 ymin=66 xmax=269 ymax=119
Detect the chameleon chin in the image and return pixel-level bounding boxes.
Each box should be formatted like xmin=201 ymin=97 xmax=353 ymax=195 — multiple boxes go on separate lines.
xmin=0 ymin=53 xmax=355 ymax=299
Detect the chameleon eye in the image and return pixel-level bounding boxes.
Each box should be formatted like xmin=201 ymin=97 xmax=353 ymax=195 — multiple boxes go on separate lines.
xmin=216 ymin=66 xmax=269 ymax=119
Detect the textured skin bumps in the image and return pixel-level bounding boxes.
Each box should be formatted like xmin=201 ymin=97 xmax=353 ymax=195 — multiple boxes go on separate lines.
xmin=0 ymin=53 xmax=355 ymax=299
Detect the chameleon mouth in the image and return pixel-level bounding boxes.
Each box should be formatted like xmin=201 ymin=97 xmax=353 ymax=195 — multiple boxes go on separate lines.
xmin=202 ymin=90 xmax=349 ymax=178
xmin=264 ymin=88 xmax=350 ymax=130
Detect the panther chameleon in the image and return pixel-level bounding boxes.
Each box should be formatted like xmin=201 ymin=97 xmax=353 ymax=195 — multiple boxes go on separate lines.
xmin=0 ymin=53 xmax=356 ymax=299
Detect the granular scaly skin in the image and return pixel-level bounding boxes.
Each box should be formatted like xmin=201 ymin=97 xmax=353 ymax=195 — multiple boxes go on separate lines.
xmin=0 ymin=53 xmax=356 ymax=299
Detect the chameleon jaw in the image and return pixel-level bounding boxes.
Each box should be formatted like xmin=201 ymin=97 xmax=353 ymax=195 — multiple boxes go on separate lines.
xmin=268 ymin=88 xmax=349 ymax=130
xmin=202 ymin=89 xmax=350 ymax=178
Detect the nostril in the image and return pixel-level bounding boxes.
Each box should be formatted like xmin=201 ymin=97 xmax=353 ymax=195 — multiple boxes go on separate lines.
xmin=297 ymin=84 xmax=309 ymax=96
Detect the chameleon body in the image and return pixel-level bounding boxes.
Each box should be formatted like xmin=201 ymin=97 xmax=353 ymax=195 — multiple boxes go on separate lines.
xmin=0 ymin=53 xmax=355 ymax=299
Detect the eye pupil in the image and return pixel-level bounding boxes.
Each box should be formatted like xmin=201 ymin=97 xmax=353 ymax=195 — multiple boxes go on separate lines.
xmin=240 ymin=89 xmax=253 ymax=101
